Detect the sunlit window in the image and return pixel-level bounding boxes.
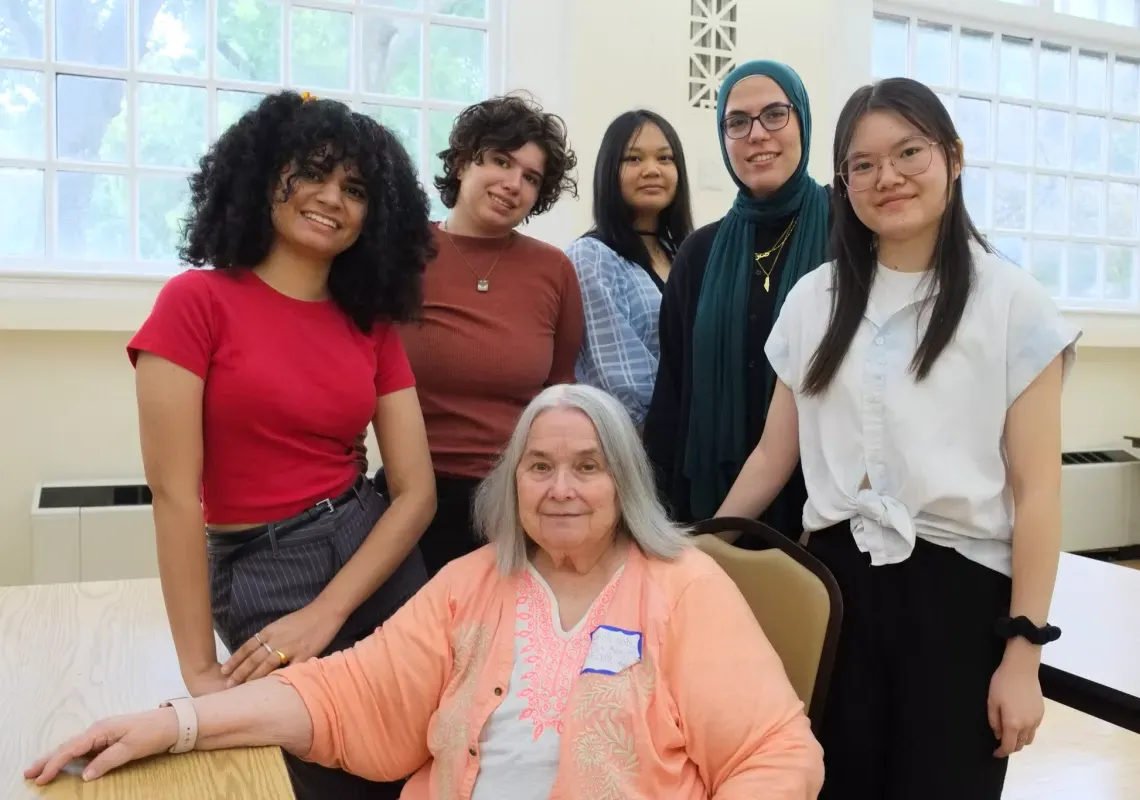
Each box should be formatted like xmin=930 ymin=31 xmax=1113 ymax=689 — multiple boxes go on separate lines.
xmin=0 ymin=0 xmax=498 ymax=274
xmin=874 ymin=11 xmax=1140 ymax=310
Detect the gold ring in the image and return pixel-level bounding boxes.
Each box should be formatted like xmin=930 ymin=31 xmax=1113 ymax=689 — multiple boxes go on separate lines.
xmin=275 ymin=648 xmax=289 ymax=666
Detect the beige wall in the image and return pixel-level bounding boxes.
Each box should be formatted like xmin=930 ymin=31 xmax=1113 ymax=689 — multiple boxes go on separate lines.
xmin=1056 ymin=349 xmax=1140 ymax=450
xmin=2 ymin=0 xmax=1139 ymax=585
xmin=0 ymin=331 xmax=138 ymax=585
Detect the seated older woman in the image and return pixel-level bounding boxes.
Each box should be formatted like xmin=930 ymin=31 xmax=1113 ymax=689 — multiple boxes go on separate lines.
xmin=26 ymin=384 xmax=823 ymax=799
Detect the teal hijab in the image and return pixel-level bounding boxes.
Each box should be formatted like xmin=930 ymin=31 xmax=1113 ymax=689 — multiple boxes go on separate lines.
xmin=683 ymin=60 xmax=830 ymax=520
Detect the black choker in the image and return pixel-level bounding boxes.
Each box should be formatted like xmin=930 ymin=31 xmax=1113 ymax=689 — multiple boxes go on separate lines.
xmin=635 ymin=230 xmax=657 ymax=236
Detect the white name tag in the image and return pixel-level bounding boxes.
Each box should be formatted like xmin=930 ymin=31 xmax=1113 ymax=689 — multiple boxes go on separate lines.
xmin=582 ymin=625 xmax=643 ymax=675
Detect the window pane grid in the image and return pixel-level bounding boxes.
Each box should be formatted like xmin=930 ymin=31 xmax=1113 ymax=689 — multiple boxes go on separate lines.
xmin=0 ymin=0 xmax=497 ymax=274
xmin=873 ymin=10 xmax=1140 ymax=310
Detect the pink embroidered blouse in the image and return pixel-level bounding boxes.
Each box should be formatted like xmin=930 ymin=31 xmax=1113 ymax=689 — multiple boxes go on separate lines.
xmin=276 ymin=543 xmax=824 ymax=799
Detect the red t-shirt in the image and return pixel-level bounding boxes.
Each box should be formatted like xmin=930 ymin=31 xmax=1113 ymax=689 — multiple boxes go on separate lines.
xmin=127 ymin=269 xmax=415 ymax=525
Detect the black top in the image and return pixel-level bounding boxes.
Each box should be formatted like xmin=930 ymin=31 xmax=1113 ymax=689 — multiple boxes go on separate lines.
xmin=643 ymin=213 xmax=810 ymax=537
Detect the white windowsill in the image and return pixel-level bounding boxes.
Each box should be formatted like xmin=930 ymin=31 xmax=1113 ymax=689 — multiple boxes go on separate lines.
xmin=0 ymin=272 xmax=167 ymax=333
xmin=3 ymin=271 xmax=1140 ymax=349
xmin=878 ymin=0 xmax=1140 ymax=52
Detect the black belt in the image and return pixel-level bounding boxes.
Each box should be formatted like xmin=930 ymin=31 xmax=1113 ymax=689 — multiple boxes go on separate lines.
xmin=207 ymin=474 xmax=368 ymax=546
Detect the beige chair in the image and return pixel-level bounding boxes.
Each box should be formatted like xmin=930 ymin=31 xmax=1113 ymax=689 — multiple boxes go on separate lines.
xmin=694 ymin=516 xmax=842 ymax=733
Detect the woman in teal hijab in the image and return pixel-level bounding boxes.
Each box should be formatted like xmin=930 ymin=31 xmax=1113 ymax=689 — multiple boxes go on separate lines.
xmin=643 ymin=60 xmax=830 ymax=528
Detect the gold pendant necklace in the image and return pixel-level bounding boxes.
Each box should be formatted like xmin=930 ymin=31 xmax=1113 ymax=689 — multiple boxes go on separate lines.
xmin=440 ymin=221 xmax=512 ymax=292
xmin=754 ymin=217 xmax=798 ymax=293
xmin=755 ymin=244 xmax=786 ymax=292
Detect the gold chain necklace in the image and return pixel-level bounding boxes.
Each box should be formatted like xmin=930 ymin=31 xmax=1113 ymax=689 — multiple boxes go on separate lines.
xmin=440 ymin=220 xmax=512 ymax=293
xmin=754 ymin=217 xmax=798 ymax=293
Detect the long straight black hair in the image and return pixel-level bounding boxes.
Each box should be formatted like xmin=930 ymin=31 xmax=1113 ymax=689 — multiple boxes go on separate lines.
xmin=802 ymin=77 xmax=992 ymax=396
xmin=585 ymin=110 xmax=694 ymax=271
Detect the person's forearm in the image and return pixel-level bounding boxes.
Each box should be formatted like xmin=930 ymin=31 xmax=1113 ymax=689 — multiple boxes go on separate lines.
xmin=152 ymin=494 xmax=218 ymax=677
xmin=716 ymin=445 xmax=794 ymax=522
xmin=191 ymin=676 xmax=313 ymax=755
xmin=1003 ymin=488 xmax=1062 ymax=666
xmin=314 ymin=486 xmax=436 ymax=622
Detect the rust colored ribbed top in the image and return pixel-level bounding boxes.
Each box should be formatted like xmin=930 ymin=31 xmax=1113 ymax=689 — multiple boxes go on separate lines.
xmin=398 ymin=225 xmax=584 ymax=479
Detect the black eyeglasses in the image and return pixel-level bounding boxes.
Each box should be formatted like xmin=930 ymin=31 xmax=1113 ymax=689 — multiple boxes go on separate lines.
xmin=721 ymin=104 xmax=795 ymax=140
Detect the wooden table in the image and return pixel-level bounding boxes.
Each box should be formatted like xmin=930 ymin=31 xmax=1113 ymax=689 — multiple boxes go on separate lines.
xmin=1042 ymin=553 xmax=1140 ymax=733
xmin=0 ymin=579 xmax=294 ymax=799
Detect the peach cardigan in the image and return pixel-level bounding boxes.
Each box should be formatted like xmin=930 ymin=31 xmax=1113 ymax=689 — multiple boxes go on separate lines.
xmin=277 ymin=543 xmax=824 ymax=799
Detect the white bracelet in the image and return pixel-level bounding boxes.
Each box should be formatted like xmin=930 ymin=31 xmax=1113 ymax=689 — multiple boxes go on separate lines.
xmin=160 ymin=697 xmax=199 ymax=754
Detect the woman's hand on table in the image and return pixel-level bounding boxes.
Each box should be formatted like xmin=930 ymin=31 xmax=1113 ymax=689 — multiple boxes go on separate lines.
xmin=25 ymin=708 xmax=178 ymax=785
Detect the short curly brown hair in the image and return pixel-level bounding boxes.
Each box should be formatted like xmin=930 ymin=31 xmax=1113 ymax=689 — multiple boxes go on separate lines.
xmin=434 ymin=93 xmax=578 ymax=219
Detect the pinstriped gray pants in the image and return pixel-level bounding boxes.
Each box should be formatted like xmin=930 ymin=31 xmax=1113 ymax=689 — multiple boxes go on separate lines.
xmin=207 ymin=478 xmax=426 ymax=799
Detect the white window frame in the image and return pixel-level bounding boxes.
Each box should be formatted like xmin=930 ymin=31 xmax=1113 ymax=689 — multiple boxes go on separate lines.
xmin=997 ymin=0 xmax=1140 ymax=27
xmin=0 ymin=0 xmax=505 ymax=286
xmin=876 ymin=0 xmax=1140 ymax=317
xmin=1052 ymin=0 xmax=1140 ymax=28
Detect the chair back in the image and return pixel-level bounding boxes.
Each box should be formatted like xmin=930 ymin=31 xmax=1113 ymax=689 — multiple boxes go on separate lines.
xmin=693 ymin=517 xmax=842 ymax=731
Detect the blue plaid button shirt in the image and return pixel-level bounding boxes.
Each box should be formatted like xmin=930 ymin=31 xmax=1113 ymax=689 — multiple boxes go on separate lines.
xmin=565 ymin=236 xmax=663 ymax=426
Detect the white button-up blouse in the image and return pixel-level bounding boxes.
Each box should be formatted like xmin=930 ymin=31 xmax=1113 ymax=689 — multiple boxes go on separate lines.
xmin=765 ymin=247 xmax=1081 ymax=576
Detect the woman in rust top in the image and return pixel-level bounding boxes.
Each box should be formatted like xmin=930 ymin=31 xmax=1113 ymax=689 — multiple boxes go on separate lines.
xmin=388 ymin=94 xmax=584 ymax=576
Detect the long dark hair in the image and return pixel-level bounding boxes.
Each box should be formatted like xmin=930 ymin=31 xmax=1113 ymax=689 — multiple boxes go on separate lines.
xmin=585 ymin=110 xmax=693 ymax=271
xmin=802 ymin=77 xmax=991 ymax=396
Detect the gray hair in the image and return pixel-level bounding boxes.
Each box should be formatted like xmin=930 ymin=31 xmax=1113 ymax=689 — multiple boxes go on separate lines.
xmin=473 ymin=383 xmax=691 ymax=574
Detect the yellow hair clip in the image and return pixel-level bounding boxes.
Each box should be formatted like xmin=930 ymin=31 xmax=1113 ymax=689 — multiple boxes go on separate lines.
xmin=300 ymin=91 xmax=318 ymax=103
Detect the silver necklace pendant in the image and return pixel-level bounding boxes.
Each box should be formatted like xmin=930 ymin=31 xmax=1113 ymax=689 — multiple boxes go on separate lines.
xmin=477 ymin=278 xmax=490 ymax=292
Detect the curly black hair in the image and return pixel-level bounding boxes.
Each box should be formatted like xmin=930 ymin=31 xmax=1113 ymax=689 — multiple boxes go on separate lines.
xmin=181 ymin=90 xmax=435 ymax=331
xmin=434 ymin=93 xmax=578 ymax=219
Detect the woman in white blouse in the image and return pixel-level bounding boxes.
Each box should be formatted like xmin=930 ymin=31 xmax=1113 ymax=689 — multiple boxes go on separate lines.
xmin=716 ymin=77 xmax=1080 ymax=800
xmin=566 ymin=110 xmax=693 ymax=427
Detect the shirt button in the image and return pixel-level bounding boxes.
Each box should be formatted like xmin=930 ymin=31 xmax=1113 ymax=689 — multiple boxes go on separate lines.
xmin=493 ymin=687 xmax=503 ymax=696
xmin=875 ymin=336 xmax=885 ymax=345
xmin=469 ymin=747 xmax=477 ymax=757
xmin=749 ymin=360 xmax=756 ymax=368
xmin=754 ymin=269 xmax=762 ymax=276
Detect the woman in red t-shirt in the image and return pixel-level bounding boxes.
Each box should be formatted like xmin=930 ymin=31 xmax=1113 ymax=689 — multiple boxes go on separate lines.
xmin=127 ymin=91 xmax=436 ymax=800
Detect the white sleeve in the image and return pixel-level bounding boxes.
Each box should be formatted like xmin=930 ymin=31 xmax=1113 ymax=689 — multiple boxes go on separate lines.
xmin=1005 ymin=269 xmax=1082 ymax=407
xmin=763 ymin=267 xmax=821 ymax=392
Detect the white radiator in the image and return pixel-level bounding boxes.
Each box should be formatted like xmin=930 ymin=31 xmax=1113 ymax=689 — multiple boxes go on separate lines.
xmin=30 ymin=479 xmax=157 ymax=585
xmin=1060 ymin=449 xmax=1140 ymax=553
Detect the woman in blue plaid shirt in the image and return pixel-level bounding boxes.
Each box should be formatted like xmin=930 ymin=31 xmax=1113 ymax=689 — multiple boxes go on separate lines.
xmin=566 ymin=110 xmax=694 ymax=428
